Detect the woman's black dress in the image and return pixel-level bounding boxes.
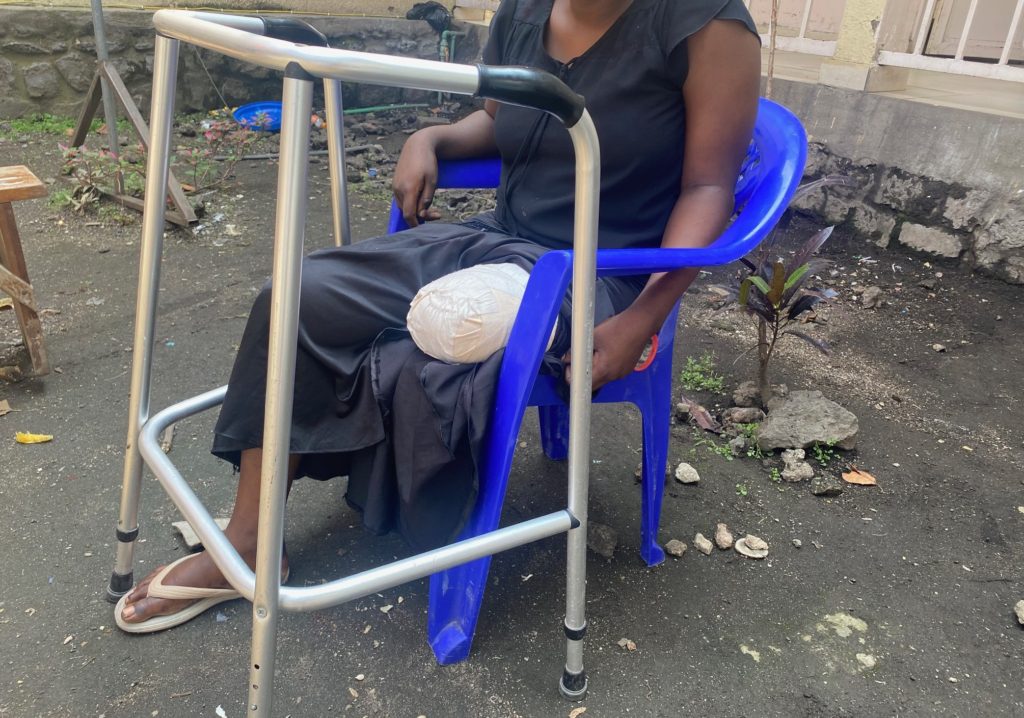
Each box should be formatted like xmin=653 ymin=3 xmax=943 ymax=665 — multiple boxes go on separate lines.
xmin=212 ymin=0 xmax=757 ymax=549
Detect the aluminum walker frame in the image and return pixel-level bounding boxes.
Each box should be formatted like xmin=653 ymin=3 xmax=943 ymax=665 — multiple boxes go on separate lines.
xmin=109 ymin=10 xmax=601 ymax=716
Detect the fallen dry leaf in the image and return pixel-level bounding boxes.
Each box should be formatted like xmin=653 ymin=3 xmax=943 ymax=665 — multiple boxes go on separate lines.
xmin=0 ymin=399 xmax=10 ymax=417
xmin=0 ymin=297 xmax=12 ymax=310
xmin=842 ymin=468 xmax=878 ymax=486
xmin=569 ymin=708 xmax=588 ymax=718
xmin=16 ymin=431 xmax=53 ymax=444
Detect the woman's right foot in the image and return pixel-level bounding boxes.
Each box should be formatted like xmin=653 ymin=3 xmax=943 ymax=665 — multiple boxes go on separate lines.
xmin=119 ymin=547 xmax=289 ymax=626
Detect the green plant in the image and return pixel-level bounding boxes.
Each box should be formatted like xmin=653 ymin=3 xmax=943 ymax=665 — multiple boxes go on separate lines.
xmin=692 ymin=430 xmax=734 ymax=462
xmin=59 ymin=143 xmax=147 ymax=212
xmin=0 ymin=113 xmax=129 ymax=139
xmin=810 ymin=440 xmax=837 ymax=467
xmin=175 ymin=110 xmax=267 ymax=191
xmin=736 ymin=423 xmax=765 ymax=459
xmin=735 ymin=483 xmax=749 ymax=497
xmin=768 ymin=467 xmax=782 ymax=483
xmin=715 ymin=177 xmax=852 ymax=404
xmin=47 ymin=188 xmax=72 ymax=209
xmin=680 ymin=353 xmax=725 ymax=393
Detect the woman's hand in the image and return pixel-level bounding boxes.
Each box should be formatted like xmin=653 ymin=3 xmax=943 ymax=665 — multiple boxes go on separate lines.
xmin=393 ymin=132 xmax=442 ymax=227
xmin=562 ymin=309 xmax=658 ymax=391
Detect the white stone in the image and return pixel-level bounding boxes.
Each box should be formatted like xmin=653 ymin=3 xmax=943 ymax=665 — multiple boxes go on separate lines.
xmin=674 ymin=462 xmax=700 ymax=484
xmin=694 ymin=533 xmax=714 ymax=555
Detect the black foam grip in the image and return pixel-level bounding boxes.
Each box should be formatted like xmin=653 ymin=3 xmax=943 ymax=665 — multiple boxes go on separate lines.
xmin=259 ymin=17 xmax=330 ymax=48
xmin=475 ymin=65 xmax=584 ymax=127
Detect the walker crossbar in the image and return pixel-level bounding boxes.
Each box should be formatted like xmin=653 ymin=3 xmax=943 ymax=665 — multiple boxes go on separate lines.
xmin=112 ymin=10 xmax=600 ymax=716
xmin=136 ymin=385 xmax=577 ymax=612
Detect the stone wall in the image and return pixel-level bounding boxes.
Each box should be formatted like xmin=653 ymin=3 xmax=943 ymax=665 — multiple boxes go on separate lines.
xmin=0 ymin=7 xmax=485 ymax=118
xmin=772 ymin=80 xmax=1024 ymax=285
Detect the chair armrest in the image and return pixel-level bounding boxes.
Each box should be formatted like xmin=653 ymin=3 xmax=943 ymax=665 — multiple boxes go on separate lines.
xmin=387 ymin=158 xmax=502 ymax=234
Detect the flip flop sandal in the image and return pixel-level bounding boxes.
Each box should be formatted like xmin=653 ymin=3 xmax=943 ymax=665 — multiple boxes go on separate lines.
xmin=115 ymin=554 xmax=289 ymax=634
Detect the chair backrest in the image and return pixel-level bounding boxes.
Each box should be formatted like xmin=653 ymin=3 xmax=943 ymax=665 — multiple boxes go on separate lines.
xmin=386 ymin=98 xmax=806 ymax=242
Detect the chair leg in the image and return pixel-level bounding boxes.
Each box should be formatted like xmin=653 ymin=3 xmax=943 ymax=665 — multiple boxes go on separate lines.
xmin=538 ymin=404 xmax=569 ymax=460
xmin=0 ymin=203 xmax=49 ymax=375
xmin=638 ymin=365 xmax=673 ymax=567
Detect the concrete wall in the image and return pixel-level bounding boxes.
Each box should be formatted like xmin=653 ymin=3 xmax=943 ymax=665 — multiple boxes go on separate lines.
xmin=772 ymin=79 xmax=1024 ymax=284
xmin=0 ymin=6 xmax=484 ymax=118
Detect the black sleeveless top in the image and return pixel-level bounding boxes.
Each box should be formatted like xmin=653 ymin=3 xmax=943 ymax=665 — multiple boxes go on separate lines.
xmin=483 ymin=0 xmax=757 ymax=250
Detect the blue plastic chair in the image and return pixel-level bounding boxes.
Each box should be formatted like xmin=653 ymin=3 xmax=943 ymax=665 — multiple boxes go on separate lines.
xmin=387 ymin=98 xmax=807 ymax=664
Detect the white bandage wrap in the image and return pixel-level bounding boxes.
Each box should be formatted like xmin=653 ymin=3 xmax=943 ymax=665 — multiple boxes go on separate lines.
xmin=407 ymin=263 xmax=556 ymax=364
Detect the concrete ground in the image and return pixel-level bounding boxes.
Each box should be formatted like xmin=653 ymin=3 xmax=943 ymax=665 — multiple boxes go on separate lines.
xmin=1 ymin=128 xmax=1023 ymax=718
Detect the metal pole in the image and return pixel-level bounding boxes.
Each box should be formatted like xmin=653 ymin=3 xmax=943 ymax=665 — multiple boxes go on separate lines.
xmin=323 ymin=79 xmax=352 ymax=246
xmin=89 ymin=0 xmax=123 ymax=191
xmin=107 ymin=33 xmax=179 ymax=602
xmin=247 ymin=69 xmax=314 ymax=718
xmin=559 ymin=111 xmax=600 ymax=701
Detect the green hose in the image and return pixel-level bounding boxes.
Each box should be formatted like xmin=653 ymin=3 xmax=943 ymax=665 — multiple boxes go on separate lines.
xmin=342 ymin=103 xmax=431 ymax=116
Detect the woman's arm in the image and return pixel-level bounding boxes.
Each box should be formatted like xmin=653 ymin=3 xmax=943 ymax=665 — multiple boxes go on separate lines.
xmin=392 ymin=100 xmax=500 ymax=227
xmin=567 ymin=18 xmax=761 ymax=389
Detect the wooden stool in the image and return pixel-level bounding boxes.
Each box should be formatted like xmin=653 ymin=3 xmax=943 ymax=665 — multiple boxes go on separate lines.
xmin=0 ymin=165 xmax=50 ymax=375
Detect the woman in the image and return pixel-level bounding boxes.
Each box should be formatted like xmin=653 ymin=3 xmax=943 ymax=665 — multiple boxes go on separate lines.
xmin=117 ymin=0 xmax=760 ymax=631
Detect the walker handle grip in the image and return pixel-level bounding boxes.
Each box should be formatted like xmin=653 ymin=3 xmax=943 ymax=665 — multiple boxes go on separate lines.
xmin=258 ymin=16 xmax=330 ymax=47
xmin=475 ymin=65 xmax=585 ymax=127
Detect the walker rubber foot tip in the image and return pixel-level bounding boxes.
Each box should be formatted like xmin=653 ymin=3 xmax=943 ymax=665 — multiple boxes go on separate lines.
xmin=106 ymin=570 xmax=134 ymax=603
xmin=559 ymin=669 xmax=588 ymax=701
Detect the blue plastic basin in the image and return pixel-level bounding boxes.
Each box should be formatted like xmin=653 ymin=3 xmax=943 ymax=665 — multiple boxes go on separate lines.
xmin=232 ymin=101 xmax=282 ymax=132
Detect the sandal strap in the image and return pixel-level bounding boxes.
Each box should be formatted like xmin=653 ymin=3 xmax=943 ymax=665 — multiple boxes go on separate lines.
xmin=147 ymin=554 xmax=240 ymax=601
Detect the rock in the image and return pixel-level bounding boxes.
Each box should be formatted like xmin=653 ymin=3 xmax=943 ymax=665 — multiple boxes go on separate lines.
xmin=932 ymin=343 xmax=947 ymax=353
xmin=781 ymin=448 xmax=815 ymax=482
xmin=23 ymin=61 xmax=59 ymax=99
xmin=732 ymin=381 xmax=760 ymax=408
xmin=587 ymin=522 xmax=618 ymax=559
xmin=0 ymin=57 xmax=14 ymax=95
xmin=810 ymin=475 xmax=845 ymax=497
xmin=1015 ymin=600 xmax=1024 ymax=626
xmin=674 ymin=401 xmax=690 ymax=419
xmin=918 ymin=277 xmax=937 ymax=291
xmin=897 ymin=223 xmax=964 ymax=259
xmin=616 ymin=637 xmax=637 ymax=652
xmin=674 ymin=462 xmax=700 ymax=485
xmin=728 ymin=436 xmax=747 ymax=456
xmin=722 ymin=407 xmax=765 ymax=424
xmin=757 ymin=390 xmax=859 ymax=451
xmin=172 ymin=517 xmax=231 ymax=550
xmin=735 ymin=534 xmax=769 ymax=559
xmin=792 ymin=539 xmax=802 ymax=549
xmin=714 ymin=523 xmax=734 ymax=550
xmin=664 ymin=539 xmax=687 ymax=557
xmin=861 ymin=285 xmax=884 ymax=309
xmin=694 ymin=533 xmax=714 ymax=555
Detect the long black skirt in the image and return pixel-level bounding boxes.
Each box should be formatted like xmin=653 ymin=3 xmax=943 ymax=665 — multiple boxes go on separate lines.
xmin=211 ymin=216 xmax=644 ymax=547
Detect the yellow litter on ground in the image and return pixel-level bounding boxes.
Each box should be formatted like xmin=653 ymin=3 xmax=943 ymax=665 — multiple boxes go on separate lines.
xmin=15 ymin=432 xmax=53 ymax=444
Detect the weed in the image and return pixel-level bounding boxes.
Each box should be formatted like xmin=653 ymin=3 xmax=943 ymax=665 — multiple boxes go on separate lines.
xmin=174 ymin=109 xmax=267 ymax=191
xmin=768 ymin=467 xmax=781 ymax=483
xmin=735 ymin=483 xmax=749 ymax=497
xmin=811 ymin=440 xmax=837 ymax=467
xmin=98 ymin=203 xmax=135 ymax=226
xmin=47 ymin=188 xmax=72 ymax=210
xmin=692 ymin=430 xmax=734 ymax=462
xmin=0 ymin=113 xmax=129 ymax=139
xmin=680 ymin=353 xmax=725 ymax=393
xmin=730 ymin=422 xmax=766 ymax=459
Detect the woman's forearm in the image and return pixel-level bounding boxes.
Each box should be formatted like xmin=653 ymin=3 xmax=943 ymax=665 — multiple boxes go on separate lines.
xmin=415 ymin=106 xmax=499 ymax=160
xmin=625 ymin=184 xmax=735 ymax=334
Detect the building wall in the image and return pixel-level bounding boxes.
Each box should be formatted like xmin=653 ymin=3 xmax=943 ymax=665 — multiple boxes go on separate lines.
xmin=0 ymin=6 xmax=483 ymax=118
xmin=773 ymin=79 xmax=1024 ymax=284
